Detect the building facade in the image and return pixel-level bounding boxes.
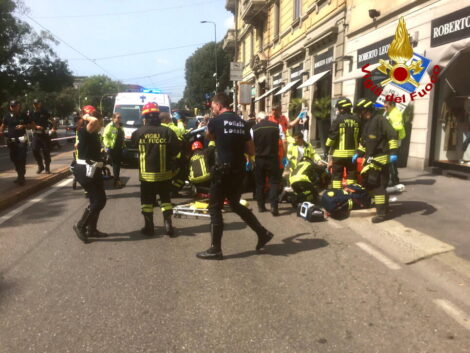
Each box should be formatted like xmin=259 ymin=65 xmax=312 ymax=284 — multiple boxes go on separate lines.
xmin=225 ymin=0 xmax=470 ymax=173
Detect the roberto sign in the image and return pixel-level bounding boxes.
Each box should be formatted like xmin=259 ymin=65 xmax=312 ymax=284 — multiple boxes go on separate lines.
xmin=431 ymin=6 xmax=470 ymax=47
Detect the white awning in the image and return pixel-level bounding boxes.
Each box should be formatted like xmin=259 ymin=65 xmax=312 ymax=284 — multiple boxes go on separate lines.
xmin=254 ymin=86 xmax=280 ymax=102
xmin=298 ymin=71 xmax=329 ymax=88
xmin=275 ymin=79 xmax=301 ymax=95
xmin=333 ymin=63 xmax=380 ymax=83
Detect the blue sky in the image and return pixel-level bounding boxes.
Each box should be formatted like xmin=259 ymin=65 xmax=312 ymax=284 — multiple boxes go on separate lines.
xmin=21 ymin=0 xmax=233 ymax=101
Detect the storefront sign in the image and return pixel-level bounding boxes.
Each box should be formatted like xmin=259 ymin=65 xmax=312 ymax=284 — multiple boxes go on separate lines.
xmin=313 ymin=48 xmax=334 ymax=74
xmin=431 ymin=6 xmax=470 ymax=47
xmin=357 ymin=36 xmax=393 ymax=69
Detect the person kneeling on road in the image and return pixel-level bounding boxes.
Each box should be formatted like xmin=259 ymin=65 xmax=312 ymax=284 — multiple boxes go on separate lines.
xmin=73 ymin=105 xmax=108 ymax=243
xmin=196 ymin=93 xmax=274 ymax=260
xmin=132 ymin=102 xmax=180 ymax=237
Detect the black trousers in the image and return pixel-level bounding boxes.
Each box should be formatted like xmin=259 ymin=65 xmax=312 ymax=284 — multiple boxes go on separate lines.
xmin=209 ymin=169 xmax=265 ymax=234
xmin=140 ymin=180 xmax=173 ymax=217
xmin=74 ymin=164 xmax=107 ymax=217
xmin=109 ymin=148 xmax=122 ymax=180
xmin=332 ymin=157 xmax=356 ymax=189
xmin=254 ymin=157 xmax=281 ymax=207
xmin=32 ymin=133 xmax=51 ymax=168
xmin=368 ymin=164 xmax=390 ymax=216
xmin=8 ymin=141 xmax=27 ymax=179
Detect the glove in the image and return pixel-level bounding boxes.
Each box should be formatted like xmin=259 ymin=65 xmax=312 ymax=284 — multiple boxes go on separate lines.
xmin=282 ymin=157 xmax=289 ymax=168
xmin=352 ymin=154 xmax=358 ymax=163
xmin=245 ymin=161 xmax=253 ymax=172
xmin=390 ymin=155 xmax=398 ymax=163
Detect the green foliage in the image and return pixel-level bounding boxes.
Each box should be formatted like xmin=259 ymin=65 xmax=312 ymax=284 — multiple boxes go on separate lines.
xmin=288 ymin=98 xmax=307 ymax=120
xmin=312 ymin=97 xmax=331 ymax=120
xmin=183 ymin=42 xmax=231 ymax=110
xmin=79 ymin=75 xmax=123 ymax=117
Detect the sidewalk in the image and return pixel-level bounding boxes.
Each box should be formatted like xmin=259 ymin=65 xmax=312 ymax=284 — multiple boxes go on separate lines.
xmin=386 ymin=168 xmax=470 ymax=260
xmin=0 ymin=147 xmax=74 ymax=213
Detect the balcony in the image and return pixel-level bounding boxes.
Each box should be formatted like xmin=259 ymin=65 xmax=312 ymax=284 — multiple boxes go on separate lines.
xmin=225 ymin=0 xmax=236 ymax=14
xmin=241 ymin=0 xmax=268 ymax=25
xmin=222 ymin=29 xmax=236 ymax=51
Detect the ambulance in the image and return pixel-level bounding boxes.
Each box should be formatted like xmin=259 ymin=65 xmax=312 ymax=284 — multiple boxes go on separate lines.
xmin=113 ymin=90 xmax=171 ymax=162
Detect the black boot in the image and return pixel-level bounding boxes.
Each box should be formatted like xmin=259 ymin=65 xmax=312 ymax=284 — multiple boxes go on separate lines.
xmin=164 ymin=213 xmax=175 ymax=237
xmin=87 ymin=214 xmax=108 ymax=238
xmin=141 ymin=212 xmax=155 ymax=236
xmin=271 ymin=203 xmax=279 ymax=217
xmin=196 ymin=224 xmax=223 ymax=260
xmin=73 ymin=208 xmax=90 ymax=243
xmin=256 ymin=228 xmax=274 ymax=251
xmin=45 ymin=164 xmax=51 ymax=174
xmin=372 ymin=204 xmax=389 ymax=223
xmin=36 ymin=164 xmax=44 ymax=174
xmin=258 ymin=203 xmax=267 ymax=213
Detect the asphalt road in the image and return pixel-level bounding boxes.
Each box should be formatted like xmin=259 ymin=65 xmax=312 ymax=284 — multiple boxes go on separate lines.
xmin=0 ymin=168 xmax=469 ymax=353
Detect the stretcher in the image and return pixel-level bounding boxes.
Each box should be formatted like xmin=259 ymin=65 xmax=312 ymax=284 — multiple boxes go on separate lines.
xmin=173 ymin=199 xmax=250 ymax=219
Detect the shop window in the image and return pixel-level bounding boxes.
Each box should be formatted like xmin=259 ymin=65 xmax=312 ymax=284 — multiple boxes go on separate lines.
xmin=274 ymin=0 xmax=280 ymax=39
xmin=432 ymin=50 xmax=470 ymax=168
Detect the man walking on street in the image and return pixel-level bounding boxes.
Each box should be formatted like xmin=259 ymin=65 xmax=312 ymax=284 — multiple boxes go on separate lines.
xmin=196 ymin=93 xmax=274 ymax=260
xmin=30 ymin=99 xmax=52 ymax=174
xmin=0 ymin=101 xmax=32 ymax=186
xmin=384 ymin=101 xmax=406 ymax=186
xmin=103 ymin=113 xmax=125 ymax=188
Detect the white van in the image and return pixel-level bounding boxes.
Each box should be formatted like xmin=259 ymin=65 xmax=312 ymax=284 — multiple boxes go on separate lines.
xmin=113 ymin=91 xmax=171 ymax=162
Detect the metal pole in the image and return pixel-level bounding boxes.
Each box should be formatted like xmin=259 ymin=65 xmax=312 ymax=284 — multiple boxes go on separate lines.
xmin=214 ymin=22 xmax=218 ymax=93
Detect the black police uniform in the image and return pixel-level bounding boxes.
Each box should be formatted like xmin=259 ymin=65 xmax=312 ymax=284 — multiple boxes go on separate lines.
xmin=325 ymin=112 xmax=361 ymax=189
xmin=31 ymin=108 xmax=52 ymax=173
xmin=131 ymin=119 xmax=180 ymax=236
xmin=252 ymin=119 xmax=282 ymax=215
xmin=197 ymin=111 xmax=273 ymax=260
xmin=2 ymin=111 xmax=31 ymax=184
xmin=73 ymin=125 xmax=107 ymax=243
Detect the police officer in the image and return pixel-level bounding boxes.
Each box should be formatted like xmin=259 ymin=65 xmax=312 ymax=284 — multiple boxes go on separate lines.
xmin=73 ymin=105 xmax=108 ymax=243
xmin=326 ymin=97 xmax=361 ymax=189
xmin=30 ymin=99 xmax=52 ymax=174
xmin=0 ymin=100 xmax=32 ymax=186
xmin=131 ymin=102 xmax=180 ymax=237
xmin=103 ymin=113 xmax=125 ymax=188
xmin=196 ymin=93 xmax=274 ymax=260
xmin=353 ymin=98 xmax=398 ymax=223
xmin=251 ymin=114 xmax=283 ymax=216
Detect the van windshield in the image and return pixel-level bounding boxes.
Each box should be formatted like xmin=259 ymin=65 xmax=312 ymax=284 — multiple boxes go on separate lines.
xmin=114 ymin=105 xmax=170 ymax=126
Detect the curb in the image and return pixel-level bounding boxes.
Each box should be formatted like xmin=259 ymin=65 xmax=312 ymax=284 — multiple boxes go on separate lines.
xmin=0 ymin=166 xmax=71 ymax=213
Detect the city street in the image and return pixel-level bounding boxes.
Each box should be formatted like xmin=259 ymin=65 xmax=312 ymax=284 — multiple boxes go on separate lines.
xmin=0 ymin=167 xmax=469 ymax=353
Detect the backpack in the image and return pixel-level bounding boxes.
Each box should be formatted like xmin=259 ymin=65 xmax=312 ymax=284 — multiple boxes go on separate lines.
xmin=320 ymin=189 xmax=352 ymax=219
xmin=343 ymin=184 xmax=372 ymax=209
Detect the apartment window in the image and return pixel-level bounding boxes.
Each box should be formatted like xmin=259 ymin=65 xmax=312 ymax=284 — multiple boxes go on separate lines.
xmin=293 ymin=0 xmax=301 ymax=20
xmin=258 ymin=22 xmax=264 ymax=51
xmin=242 ymin=41 xmax=246 ymax=65
xmin=250 ymin=30 xmax=254 ymax=60
xmin=274 ymin=0 xmax=280 ymax=39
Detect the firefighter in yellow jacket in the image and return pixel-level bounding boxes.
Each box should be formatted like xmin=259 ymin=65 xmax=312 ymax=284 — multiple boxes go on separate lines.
xmin=353 ymin=98 xmax=398 ymax=223
xmin=384 ymin=101 xmax=405 ymax=186
xmin=131 ymin=103 xmax=180 ymax=236
xmin=287 ymin=131 xmax=322 ymax=171
xmin=325 ymin=97 xmax=361 ymax=189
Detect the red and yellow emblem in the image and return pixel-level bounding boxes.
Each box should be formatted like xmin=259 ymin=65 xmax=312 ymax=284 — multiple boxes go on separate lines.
xmin=378 ymin=17 xmax=423 ymax=87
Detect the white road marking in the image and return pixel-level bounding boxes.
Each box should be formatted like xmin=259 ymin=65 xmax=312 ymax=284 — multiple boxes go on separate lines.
xmin=434 ymin=299 xmax=470 ymax=331
xmin=356 ymin=242 xmax=401 ymax=270
xmin=0 ymin=178 xmax=72 ymax=226
xmin=328 ymin=219 xmax=342 ymax=229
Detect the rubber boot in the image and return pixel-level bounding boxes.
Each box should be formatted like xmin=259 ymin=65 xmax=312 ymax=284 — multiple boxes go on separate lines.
xmin=164 ymin=213 xmax=175 ymax=237
xmin=73 ymin=208 xmax=90 ymax=243
xmin=196 ymin=224 xmax=223 ymax=260
xmin=87 ymin=213 xmax=108 ymax=238
xmin=372 ymin=203 xmax=388 ymax=223
xmin=141 ymin=212 xmax=155 ymax=236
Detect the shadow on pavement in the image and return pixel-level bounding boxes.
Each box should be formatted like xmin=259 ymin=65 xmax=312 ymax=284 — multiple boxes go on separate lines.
xmin=91 ymin=230 xmax=164 ymax=242
xmin=224 ymin=233 xmax=329 ymax=260
xmin=401 ymin=178 xmax=436 ymax=186
xmin=105 ymin=191 xmax=141 ymax=200
xmin=390 ymin=201 xmax=438 ymax=218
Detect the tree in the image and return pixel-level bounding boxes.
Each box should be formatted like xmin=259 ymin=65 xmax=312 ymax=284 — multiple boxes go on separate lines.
xmin=0 ymin=0 xmax=74 ymax=104
xmin=182 ymin=42 xmax=231 ymax=110
xmin=79 ymin=75 xmax=123 ymax=117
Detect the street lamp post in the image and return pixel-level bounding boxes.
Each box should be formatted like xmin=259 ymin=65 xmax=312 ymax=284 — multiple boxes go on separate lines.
xmin=200 ymin=20 xmax=218 ymax=93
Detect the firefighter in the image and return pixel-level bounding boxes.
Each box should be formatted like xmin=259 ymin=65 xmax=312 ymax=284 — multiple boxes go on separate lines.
xmin=384 ymin=101 xmax=406 ymax=186
xmin=131 ymin=102 xmax=180 ymax=237
xmin=287 ymin=131 xmax=322 ymax=172
xmin=326 ymin=97 xmax=361 ymax=189
xmin=289 ymin=157 xmax=329 ymax=205
xmin=353 ymin=98 xmax=398 ymax=223
xmin=188 ymin=140 xmax=215 ymax=194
